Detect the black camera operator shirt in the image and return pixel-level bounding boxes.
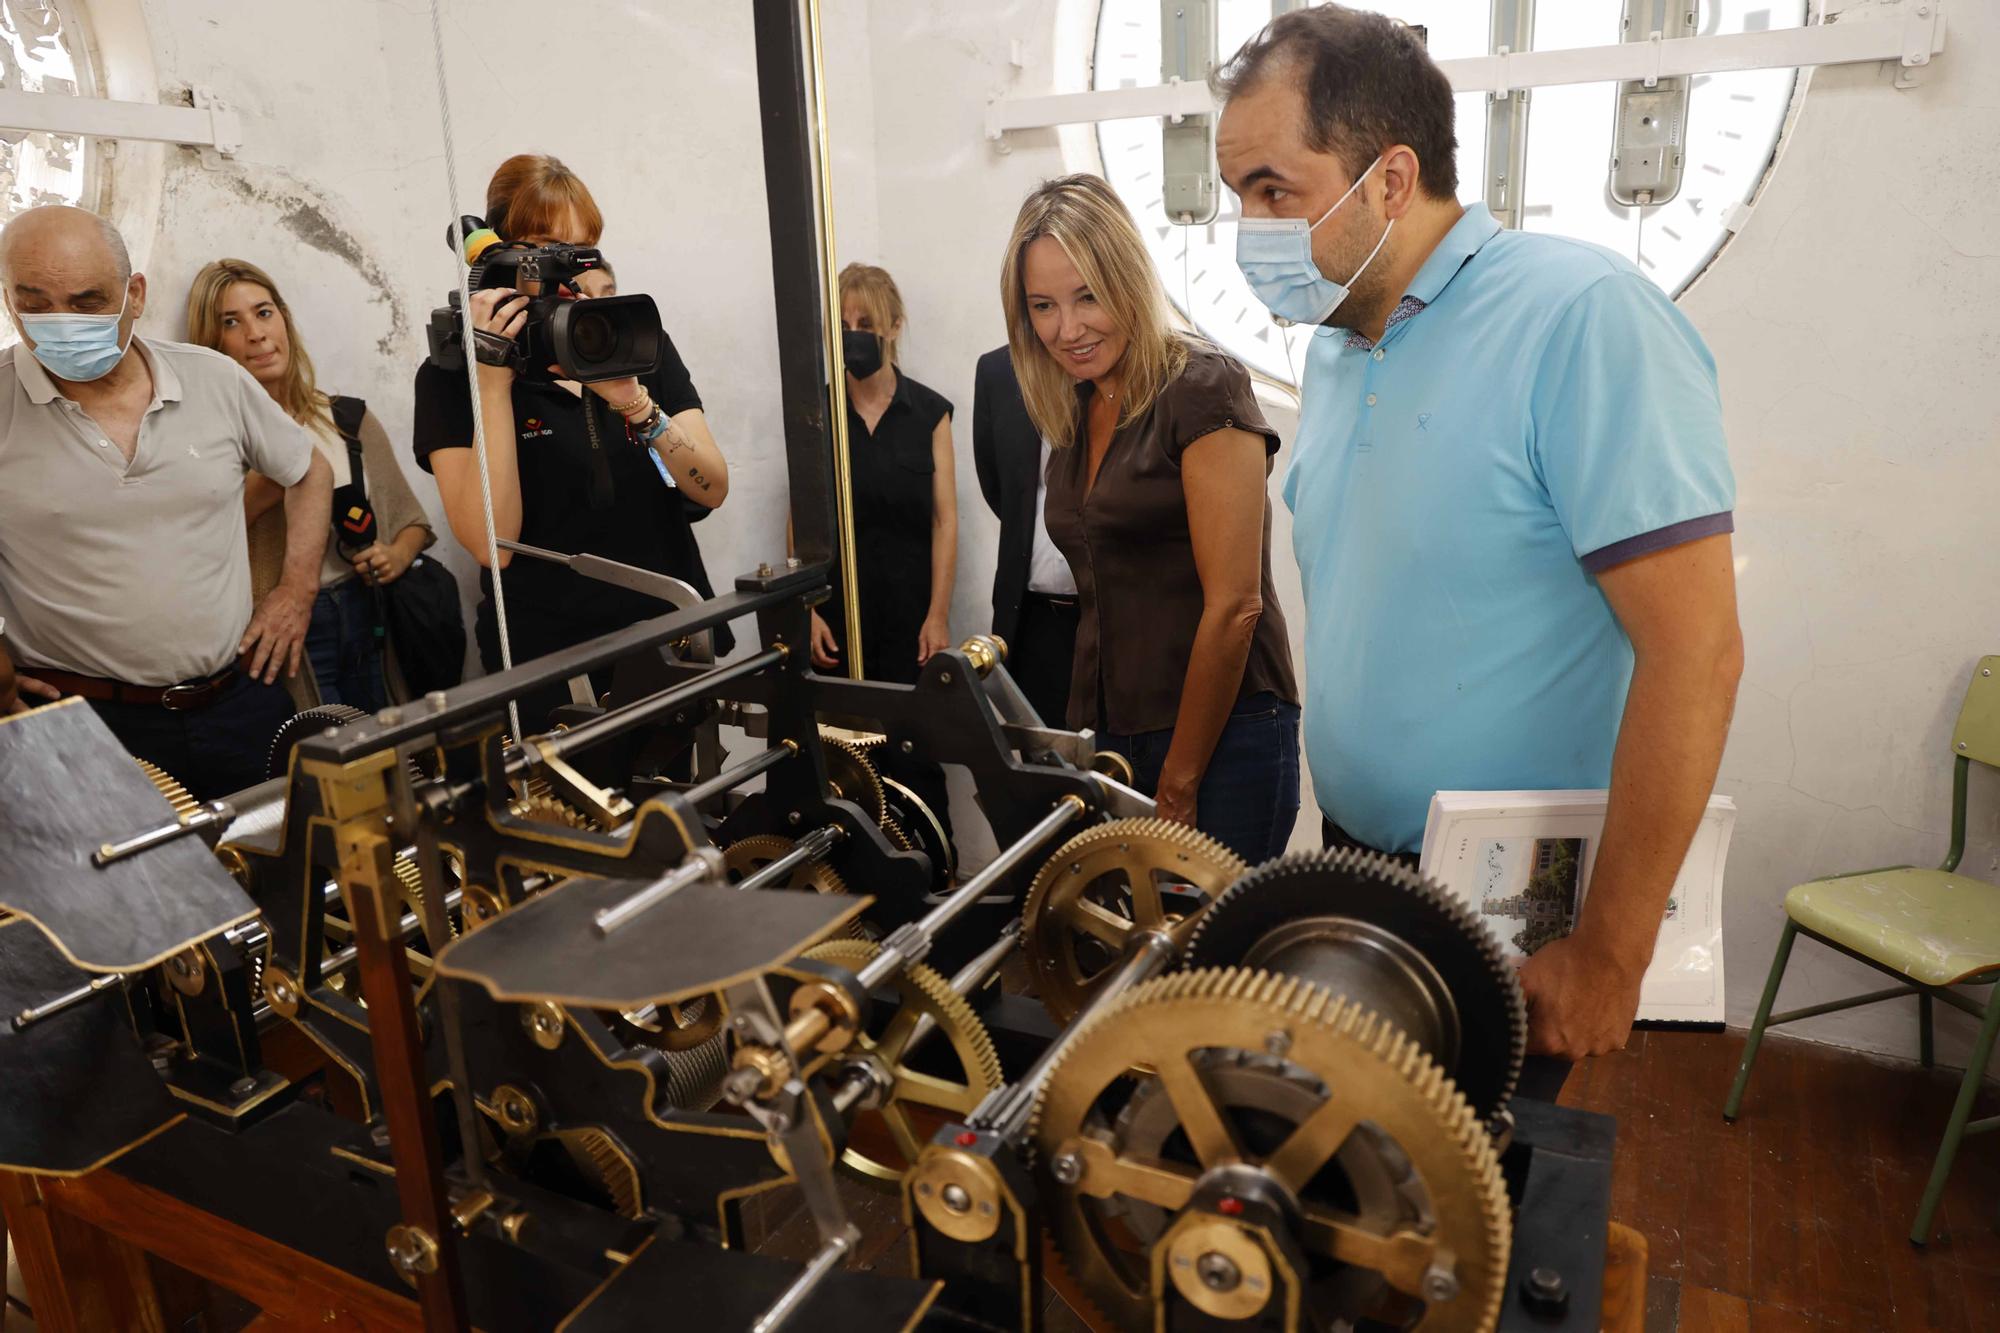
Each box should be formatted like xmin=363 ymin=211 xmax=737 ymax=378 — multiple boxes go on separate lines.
xmin=411 ymin=337 xmax=732 ymax=666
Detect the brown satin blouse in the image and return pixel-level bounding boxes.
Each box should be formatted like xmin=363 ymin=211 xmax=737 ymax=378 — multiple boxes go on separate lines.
xmin=1043 ymin=342 xmax=1300 ymax=736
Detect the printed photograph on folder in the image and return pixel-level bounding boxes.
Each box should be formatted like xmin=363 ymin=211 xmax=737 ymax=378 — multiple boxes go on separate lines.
xmin=1418 ymin=791 xmax=1736 ymax=1024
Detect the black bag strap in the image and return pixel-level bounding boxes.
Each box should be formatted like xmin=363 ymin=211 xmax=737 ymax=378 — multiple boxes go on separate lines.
xmin=330 ymin=395 xmax=368 ymax=500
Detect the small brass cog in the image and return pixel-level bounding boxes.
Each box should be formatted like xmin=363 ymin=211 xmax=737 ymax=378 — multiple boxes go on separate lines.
xmin=721 ymin=835 xmax=851 ymax=896
xmin=507 ymin=792 xmax=597 ymax=831
xmin=604 ymin=994 xmax=723 ymax=1054
xmin=817 ymin=729 xmax=887 ymax=824
xmin=133 ymin=758 xmax=201 ymax=821
xmin=1022 ymin=818 xmax=1247 ymax=1022
xmin=552 ymin=1126 xmax=644 ymax=1220
xmin=800 ymin=938 xmax=1004 ymax=1189
xmin=1031 ymin=967 xmax=1511 ymax=1333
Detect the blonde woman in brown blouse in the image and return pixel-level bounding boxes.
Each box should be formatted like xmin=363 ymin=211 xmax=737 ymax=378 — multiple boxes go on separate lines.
xmin=1001 ymin=173 xmax=1300 ymax=863
xmin=188 ymin=258 xmax=434 ymax=711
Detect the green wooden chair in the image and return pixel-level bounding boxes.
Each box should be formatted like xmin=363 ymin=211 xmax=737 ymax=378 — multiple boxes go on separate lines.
xmin=1724 ymin=655 xmax=2000 ymax=1245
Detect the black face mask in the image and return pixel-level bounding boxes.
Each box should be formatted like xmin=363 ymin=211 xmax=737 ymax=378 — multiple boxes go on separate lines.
xmin=842 ymin=328 xmax=884 ymax=380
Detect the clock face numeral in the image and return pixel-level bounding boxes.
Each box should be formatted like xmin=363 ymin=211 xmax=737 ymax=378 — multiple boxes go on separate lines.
xmin=1095 ymin=0 xmax=1805 ymax=386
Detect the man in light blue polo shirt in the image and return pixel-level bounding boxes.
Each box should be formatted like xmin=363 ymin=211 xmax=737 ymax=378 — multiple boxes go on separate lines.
xmin=1216 ymin=7 xmax=1743 ymax=1060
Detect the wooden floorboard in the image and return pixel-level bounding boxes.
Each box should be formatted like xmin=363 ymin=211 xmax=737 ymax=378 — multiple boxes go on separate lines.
xmin=1561 ymin=1025 xmax=2000 ymax=1332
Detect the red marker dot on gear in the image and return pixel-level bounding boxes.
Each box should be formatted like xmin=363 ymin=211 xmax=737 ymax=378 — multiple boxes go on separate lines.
xmin=1217 ymin=1197 xmax=1244 ymax=1216
xmin=955 ymin=1131 xmax=978 ymax=1147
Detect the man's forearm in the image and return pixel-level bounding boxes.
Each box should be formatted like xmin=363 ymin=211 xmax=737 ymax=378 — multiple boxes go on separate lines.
xmin=277 ymin=456 xmax=333 ymax=592
xmin=1576 ymin=646 xmax=1741 ymax=971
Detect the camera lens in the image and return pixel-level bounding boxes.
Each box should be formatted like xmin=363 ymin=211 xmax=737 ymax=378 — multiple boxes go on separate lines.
xmin=571 ymin=309 xmax=615 ymax=365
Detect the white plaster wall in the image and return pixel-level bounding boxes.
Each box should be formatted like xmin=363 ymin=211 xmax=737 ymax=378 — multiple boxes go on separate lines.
xmin=103 ymin=0 xmax=880 ymax=660
xmin=859 ymin=0 xmax=2000 ymax=1063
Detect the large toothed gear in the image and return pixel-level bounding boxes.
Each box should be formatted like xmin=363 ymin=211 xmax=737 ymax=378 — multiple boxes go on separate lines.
xmin=1021 ymin=818 xmax=1247 ymax=1022
xmin=264 ymin=705 xmax=369 ymax=780
xmin=1182 ymin=849 xmax=1526 ymax=1123
xmin=817 ymin=728 xmax=887 ymax=824
xmin=800 ymin=938 xmax=1004 ymax=1189
xmin=1031 ymin=967 xmax=1511 ymax=1333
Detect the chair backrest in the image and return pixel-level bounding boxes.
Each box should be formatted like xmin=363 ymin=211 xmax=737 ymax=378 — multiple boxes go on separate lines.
xmin=1952 ymin=655 xmax=2000 ymax=769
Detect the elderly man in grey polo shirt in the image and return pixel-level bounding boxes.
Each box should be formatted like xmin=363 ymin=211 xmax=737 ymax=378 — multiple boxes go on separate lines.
xmin=0 ymin=205 xmax=332 ymax=799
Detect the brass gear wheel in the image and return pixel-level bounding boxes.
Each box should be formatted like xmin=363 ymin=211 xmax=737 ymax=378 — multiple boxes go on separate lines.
xmin=1022 ymin=819 xmax=1247 ymax=1022
xmin=722 ymin=835 xmax=851 ymax=896
xmin=507 ymin=792 xmax=597 ymax=831
xmin=133 ymin=757 xmax=201 ymax=820
xmin=1031 ymin=967 xmax=1510 ymax=1332
xmin=552 ymin=1126 xmax=644 ymax=1219
xmin=604 ymin=994 xmax=724 ymax=1055
xmin=817 ymin=729 xmax=887 ymax=824
xmin=800 ymin=939 xmax=1004 ymax=1189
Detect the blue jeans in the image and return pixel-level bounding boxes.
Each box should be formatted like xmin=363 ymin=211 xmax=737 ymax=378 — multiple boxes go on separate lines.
xmin=1100 ymin=692 xmax=1301 ymax=865
xmin=90 ymin=671 xmax=296 ymax=801
xmin=306 ymin=579 xmax=388 ymax=713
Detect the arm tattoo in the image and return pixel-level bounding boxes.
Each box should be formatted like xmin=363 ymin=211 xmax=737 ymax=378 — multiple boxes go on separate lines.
xmin=688 ymin=466 xmax=712 ymax=492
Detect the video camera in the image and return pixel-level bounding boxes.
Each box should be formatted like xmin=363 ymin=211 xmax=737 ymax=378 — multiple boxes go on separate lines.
xmin=426 ymin=215 xmax=662 ymax=383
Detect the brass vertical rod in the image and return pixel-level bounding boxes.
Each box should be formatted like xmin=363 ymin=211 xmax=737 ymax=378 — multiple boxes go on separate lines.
xmin=804 ymin=0 xmax=865 ymax=680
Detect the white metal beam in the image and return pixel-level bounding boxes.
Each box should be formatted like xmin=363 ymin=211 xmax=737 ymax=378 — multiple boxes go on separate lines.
xmin=987 ymin=7 xmax=1948 ymax=138
xmin=0 ymin=89 xmax=241 ymax=153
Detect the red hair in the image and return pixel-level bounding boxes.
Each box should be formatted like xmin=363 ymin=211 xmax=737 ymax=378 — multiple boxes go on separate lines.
xmin=484 ymin=154 xmax=603 ymax=244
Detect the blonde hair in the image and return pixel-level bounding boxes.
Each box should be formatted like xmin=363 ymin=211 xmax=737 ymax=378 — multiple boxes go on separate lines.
xmin=186 ymin=258 xmax=333 ymax=434
xmin=1000 ymin=173 xmax=1188 ymax=448
xmin=837 ymin=262 xmax=905 ymax=367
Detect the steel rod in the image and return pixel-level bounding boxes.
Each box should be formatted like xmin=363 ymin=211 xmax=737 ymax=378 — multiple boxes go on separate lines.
xmin=974 ymin=928 xmax=1177 ymax=1138
xmin=855 ymin=797 xmax=1085 ymax=993
xmin=750 ymin=1230 xmax=853 ymax=1333
xmin=322 ymin=889 xmax=464 ymax=974
xmin=677 ymin=741 xmax=797 ymax=809
xmin=11 ymin=972 xmax=124 ymax=1031
xmin=92 ymin=802 xmax=227 ymax=866
xmin=592 ymin=849 xmax=726 ymax=935
xmin=520 ymin=648 xmax=786 ymax=772
xmin=733 ymin=824 xmax=843 ymax=895
xmin=904 ymin=921 xmax=1021 ymax=1058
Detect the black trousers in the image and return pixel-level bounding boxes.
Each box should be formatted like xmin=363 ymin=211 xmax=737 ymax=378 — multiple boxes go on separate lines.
xmin=90 ymin=672 xmax=296 ymax=801
xmin=1009 ymin=592 xmax=1080 ymax=727
xmin=1322 ymin=815 xmax=1572 ymax=1100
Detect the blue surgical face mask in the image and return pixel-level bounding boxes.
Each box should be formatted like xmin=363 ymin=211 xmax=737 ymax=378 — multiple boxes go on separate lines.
xmin=18 ymin=288 xmax=134 ymax=383
xmin=1235 ymin=156 xmax=1394 ymax=327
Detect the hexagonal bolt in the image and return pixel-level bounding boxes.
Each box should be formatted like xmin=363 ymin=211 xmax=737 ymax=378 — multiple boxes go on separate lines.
xmin=1196 ymin=1251 xmax=1242 ymax=1293
xmin=941 ymin=1183 xmax=972 ymax=1215
xmin=1423 ymin=1262 xmax=1460 ymax=1303
xmin=1050 ymin=1151 xmax=1084 ymax=1186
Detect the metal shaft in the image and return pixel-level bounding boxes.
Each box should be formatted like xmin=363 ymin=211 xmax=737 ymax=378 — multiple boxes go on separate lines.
xmin=676 ymin=740 xmax=797 ymax=808
xmin=592 ymin=848 xmax=726 ymax=935
xmin=12 ymin=972 xmax=124 ymax=1031
xmin=855 ymin=796 xmax=1085 ymax=993
xmin=904 ymin=920 xmax=1021 ymax=1059
xmin=750 ymin=1229 xmax=854 ymax=1333
xmin=321 ymin=888 xmax=464 ymax=974
xmin=522 ymin=648 xmax=785 ymax=771
xmin=733 ymin=824 xmax=843 ymax=895
xmin=973 ymin=927 xmax=1177 ymax=1139
xmin=93 ymin=802 xmax=227 ymax=866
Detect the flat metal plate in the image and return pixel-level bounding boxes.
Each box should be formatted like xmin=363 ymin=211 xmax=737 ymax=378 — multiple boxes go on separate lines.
xmin=0 ymin=699 xmax=257 ymax=970
xmin=558 ymin=1231 xmax=937 ymax=1333
xmin=432 ymin=876 xmax=869 ymax=1009
xmin=0 ymin=917 xmax=182 ymax=1175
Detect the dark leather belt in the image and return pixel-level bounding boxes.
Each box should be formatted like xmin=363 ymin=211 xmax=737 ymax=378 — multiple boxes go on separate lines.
xmin=26 ymin=663 xmax=239 ymax=711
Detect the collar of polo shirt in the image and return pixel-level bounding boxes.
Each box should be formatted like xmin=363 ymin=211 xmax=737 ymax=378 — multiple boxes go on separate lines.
xmin=13 ymin=334 xmax=180 ymax=407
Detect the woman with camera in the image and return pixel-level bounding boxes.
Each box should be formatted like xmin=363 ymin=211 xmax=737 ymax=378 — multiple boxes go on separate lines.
xmin=412 ymin=154 xmax=731 ymax=728
xmin=1002 ymin=174 xmax=1300 ymax=863
xmin=188 ymin=258 xmax=435 ymax=713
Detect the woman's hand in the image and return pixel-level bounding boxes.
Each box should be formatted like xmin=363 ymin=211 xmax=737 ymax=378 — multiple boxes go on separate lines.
xmin=581 ymin=376 xmax=647 ymax=415
xmin=351 ymin=540 xmax=414 ymax=587
xmin=1155 ymin=768 xmax=1199 ymax=828
xmin=469 ymin=287 xmax=528 ymax=384
xmin=809 ymin=610 xmax=841 ymax=669
xmin=917 ymin=615 xmax=952 ymax=665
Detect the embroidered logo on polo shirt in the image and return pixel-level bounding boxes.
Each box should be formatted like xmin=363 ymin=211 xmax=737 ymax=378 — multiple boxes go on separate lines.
xmin=1417 ymin=413 xmax=1432 ymax=433
xmin=519 ymin=417 xmax=554 ymax=440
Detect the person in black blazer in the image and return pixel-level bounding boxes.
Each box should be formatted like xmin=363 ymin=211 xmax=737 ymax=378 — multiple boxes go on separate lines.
xmin=972 ymin=344 xmax=1078 ymax=726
